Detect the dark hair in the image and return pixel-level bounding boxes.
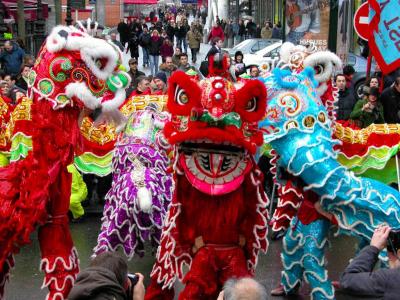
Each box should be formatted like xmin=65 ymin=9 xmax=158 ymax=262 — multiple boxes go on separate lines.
xmin=179 ymin=53 xmax=188 ymax=59
xmin=212 ymin=37 xmax=223 ymax=46
xmin=4 ymin=73 xmax=17 ymax=81
xmin=137 ymin=75 xmax=149 ymax=84
xmin=0 ymin=69 xmax=5 ymax=80
xmin=90 ymin=252 xmax=128 ymax=286
xmin=343 ymin=65 xmax=355 ymax=76
xmin=234 ymin=51 xmax=244 ymax=60
xmin=369 ymin=86 xmax=380 ymax=98
xmin=366 ymin=76 xmax=379 ymax=87
xmin=395 ymin=77 xmax=400 ymax=86
xmin=335 ymin=73 xmax=346 ymax=81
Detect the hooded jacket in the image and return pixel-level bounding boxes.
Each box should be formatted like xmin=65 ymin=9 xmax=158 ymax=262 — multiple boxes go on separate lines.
xmin=68 ymin=266 xmax=127 ymax=300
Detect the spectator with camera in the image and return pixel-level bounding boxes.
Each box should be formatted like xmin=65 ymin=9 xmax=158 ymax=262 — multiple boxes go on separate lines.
xmin=350 ymin=86 xmax=384 ymax=128
xmin=68 ymin=251 xmax=145 ymax=300
xmin=340 ymin=225 xmax=400 ymax=299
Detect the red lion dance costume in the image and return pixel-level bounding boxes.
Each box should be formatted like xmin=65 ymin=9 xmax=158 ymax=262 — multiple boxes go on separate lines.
xmin=145 ymin=57 xmax=269 ymax=299
xmin=0 ymin=25 xmax=130 ymax=299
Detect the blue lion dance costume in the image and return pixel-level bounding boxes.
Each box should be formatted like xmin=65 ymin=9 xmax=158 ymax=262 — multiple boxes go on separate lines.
xmin=260 ymin=67 xmax=400 ymax=299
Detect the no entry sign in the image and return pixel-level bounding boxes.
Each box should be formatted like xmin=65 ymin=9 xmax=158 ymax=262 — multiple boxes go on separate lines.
xmin=354 ymin=2 xmax=370 ymax=41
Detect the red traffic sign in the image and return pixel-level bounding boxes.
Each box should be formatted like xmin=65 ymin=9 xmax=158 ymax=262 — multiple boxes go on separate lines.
xmin=354 ymin=2 xmax=370 ymax=41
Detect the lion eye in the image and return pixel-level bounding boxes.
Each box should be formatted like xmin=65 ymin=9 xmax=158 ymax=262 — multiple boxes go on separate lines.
xmin=246 ymin=97 xmax=257 ymax=112
xmin=314 ymin=64 xmax=324 ymax=75
xmin=175 ymin=86 xmax=189 ymax=105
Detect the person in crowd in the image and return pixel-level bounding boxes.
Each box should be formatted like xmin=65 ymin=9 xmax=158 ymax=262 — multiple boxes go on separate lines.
xmin=246 ymin=18 xmax=257 ymax=38
xmin=68 ymin=251 xmax=145 ymax=300
xmin=208 ymin=22 xmax=224 ymax=44
xmin=166 ymin=20 xmax=176 ymax=44
xmin=110 ymin=33 xmax=124 ymax=52
xmin=160 ymin=29 xmax=168 ymax=40
xmin=126 ymin=33 xmax=140 ymax=61
xmin=255 ymin=24 xmax=262 ymax=38
xmin=117 ymin=19 xmax=130 ymax=48
xmin=3 ymin=73 xmax=25 ymax=101
xmin=160 ymin=38 xmax=174 ymax=63
xmin=381 ymin=77 xmax=400 ymax=123
xmin=250 ymin=66 xmax=260 ymax=78
xmin=126 ymin=58 xmax=145 ymax=96
xmin=261 ymin=21 xmax=272 ymax=39
xmin=343 ymin=64 xmax=356 ymax=89
xmin=175 ymin=21 xmax=188 ymax=53
xmin=148 ymin=30 xmax=163 ymax=76
xmin=139 ymin=27 xmax=151 ymax=68
xmin=350 ymin=86 xmax=384 ymax=128
xmin=192 ymin=19 xmax=204 ymax=38
xmin=335 ymin=74 xmax=356 ymax=121
xmin=23 ymin=54 xmax=35 ymax=67
xmin=206 ymin=37 xmax=223 ymax=60
xmin=233 ymin=51 xmax=246 ymax=78
xmin=172 ymin=46 xmax=182 ymax=66
xmin=177 ymin=53 xmax=196 ymax=73
xmin=367 ymin=76 xmax=380 ymax=89
xmin=159 ymin=56 xmax=177 ymax=79
xmin=272 ymin=21 xmax=283 ymax=39
xmin=286 ymin=0 xmax=320 ymax=44
xmin=224 ymin=19 xmax=235 ymax=48
xmin=15 ymin=64 xmax=31 ymax=91
xmin=128 ymin=76 xmax=151 ymax=97
xmin=340 ymin=225 xmax=400 ymax=299
xmin=16 ymin=38 xmax=26 ymax=52
xmin=151 ymin=72 xmax=168 ymax=95
xmin=238 ymin=19 xmax=246 ymax=43
xmin=0 ymin=40 xmax=25 ymax=76
xmin=187 ymin=26 xmax=202 ymax=64
xmin=217 ymin=278 xmax=267 ymax=300
xmin=129 ymin=19 xmax=143 ymax=39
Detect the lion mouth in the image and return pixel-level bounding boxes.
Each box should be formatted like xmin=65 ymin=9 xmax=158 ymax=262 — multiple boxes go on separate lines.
xmin=178 ymin=140 xmax=252 ymax=195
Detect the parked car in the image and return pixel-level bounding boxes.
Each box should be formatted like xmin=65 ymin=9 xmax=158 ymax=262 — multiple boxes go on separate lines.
xmin=242 ymin=40 xmax=283 ymax=69
xmin=223 ymin=38 xmax=282 ymax=57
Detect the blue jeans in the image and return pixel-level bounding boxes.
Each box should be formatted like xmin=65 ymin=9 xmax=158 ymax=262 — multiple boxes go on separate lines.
xmin=177 ymin=38 xmax=188 ymax=53
xmin=142 ymin=47 xmax=149 ymax=66
xmin=149 ymin=55 xmax=159 ymax=76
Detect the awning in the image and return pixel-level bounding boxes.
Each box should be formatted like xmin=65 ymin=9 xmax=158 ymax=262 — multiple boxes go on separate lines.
xmin=124 ymin=0 xmax=157 ymax=4
xmin=3 ymin=0 xmax=49 ymax=21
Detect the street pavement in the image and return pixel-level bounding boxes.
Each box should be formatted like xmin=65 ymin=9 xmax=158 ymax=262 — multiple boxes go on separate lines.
xmin=6 ymin=216 xmax=364 ymax=299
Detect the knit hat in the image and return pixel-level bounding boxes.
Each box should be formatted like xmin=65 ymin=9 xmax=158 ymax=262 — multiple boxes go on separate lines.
xmin=369 ymin=86 xmax=379 ymax=97
xmin=154 ymin=72 xmax=167 ymax=85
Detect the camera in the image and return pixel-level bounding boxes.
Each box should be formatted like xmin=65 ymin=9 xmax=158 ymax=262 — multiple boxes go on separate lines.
xmin=126 ymin=273 xmax=139 ymax=299
xmin=387 ymin=230 xmax=400 ymax=254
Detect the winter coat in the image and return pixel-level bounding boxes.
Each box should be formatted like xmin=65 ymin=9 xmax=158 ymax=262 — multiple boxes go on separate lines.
xmin=224 ymin=24 xmax=234 ymax=39
xmin=68 ymin=266 xmax=127 ymax=300
xmin=127 ymin=35 xmax=140 ymax=58
xmin=238 ymin=24 xmax=246 ymax=36
xmin=148 ymin=36 xmax=163 ymax=56
xmin=174 ymin=25 xmax=188 ymax=39
xmin=381 ymin=86 xmax=400 ymax=123
xmin=160 ymin=42 xmax=174 ymax=60
xmin=340 ymin=246 xmax=400 ymax=300
xmin=261 ymin=27 xmax=272 ymax=39
xmin=336 ymin=88 xmax=357 ymax=121
xmin=208 ymin=26 xmax=224 ymax=42
xmin=139 ymin=32 xmax=151 ymax=49
xmin=187 ymin=30 xmax=202 ymax=49
xmin=117 ymin=22 xmax=130 ymax=41
xmin=166 ymin=24 xmax=175 ymax=41
xmin=0 ymin=44 xmax=25 ymax=75
xmin=350 ymin=99 xmax=384 ymax=128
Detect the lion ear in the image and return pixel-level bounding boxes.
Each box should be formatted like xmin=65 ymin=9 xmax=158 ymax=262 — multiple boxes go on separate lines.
xmin=46 ymin=26 xmax=69 ymax=53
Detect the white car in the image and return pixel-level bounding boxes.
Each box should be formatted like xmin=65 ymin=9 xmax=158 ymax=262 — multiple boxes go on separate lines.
xmin=243 ymin=41 xmax=283 ymax=71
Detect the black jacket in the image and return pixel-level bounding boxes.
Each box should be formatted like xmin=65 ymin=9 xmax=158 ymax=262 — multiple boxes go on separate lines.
xmin=68 ymin=266 xmax=127 ymax=300
xmin=148 ymin=36 xmax=163 ymax=56
xmin=336 ymin=88 xmax=357 ymax=121
xmin=340 ymin=246 xmax=400 ymax=300
xmin=381 ymin=86 xmax=400 ymax=123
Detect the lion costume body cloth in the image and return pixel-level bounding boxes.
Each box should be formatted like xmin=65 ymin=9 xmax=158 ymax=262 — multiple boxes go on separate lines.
xmin=145 ymin=64 xmax=269 ymax=299
xmin=0 ymin=25 xmax=130 ymax=299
